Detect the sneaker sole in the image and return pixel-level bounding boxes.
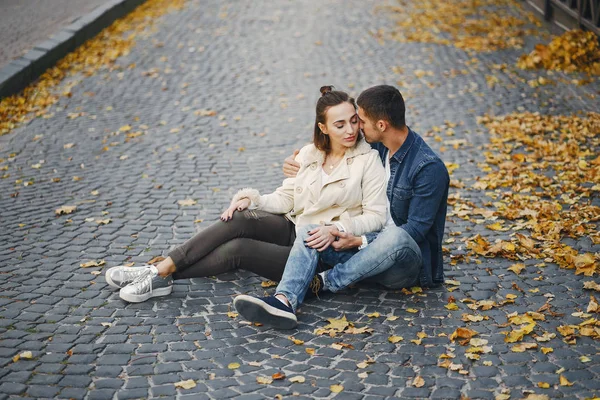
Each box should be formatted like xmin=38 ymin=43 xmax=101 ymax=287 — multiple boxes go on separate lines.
xmin=233 ymin=295 xmax=297 ymax=330
xmin=119 ymin=286 xmax=173 ymax=303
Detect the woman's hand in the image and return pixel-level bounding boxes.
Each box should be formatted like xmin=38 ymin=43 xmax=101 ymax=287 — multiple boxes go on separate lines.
xmin=305 ymin=225 xmax=337 ymax=252
xmin=220 ymin=198 xmax=251 ymax=221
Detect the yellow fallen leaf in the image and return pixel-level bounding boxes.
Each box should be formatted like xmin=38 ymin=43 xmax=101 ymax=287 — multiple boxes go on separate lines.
xmin=289 ymin=376 xmax=305 ymax=383
xmin=413 ymin=376 xmax=425 ymax=387
xmin=559 ymin=375 xmax=573 ymax=386
xmin=227 ymin=311 xmax=238 ymax=318
xmin=388 ymin=335 xmax=404 ymax=343
xmin=445 ymin=303 xmax=459 ymax=311
xmin=406 ymin=308 xmax=419 ymax=313
xmin=55 ymin=205 xmax=77 ymax=215
xmin=579 ymin=355 xmax=591 ymax=362
xmin=178 ymin=199 xmax=197 ymax=206
xmin=512 ymin=342 xmax=538 ymax=352
xmin=305 ymin=348 xmax=315 ymax=355
xmin=261 ymin=280 xmax=277 ymax=288
xmin=450 ymin=327 xmax=478 ymax=341
xmin=537 ymin=382 xmax=550 ymax=389
xmin=272 ymin=372 xmax=285 ymax=380
xmin=95 ymin=219 xmax=111 ymax=225
xmin=541 ymin=347 xmax=553 ymax=354
xmin=330 ymin=384 xmax=344 ymax=393
xmin=462 ymin=314 xmax=485 ymax=322
xmin=228 ymin=362 xmax=240 ymax=369
xmin=483 ymin=361 xmax=493 ymax=366
xmin=256 ymin=376 xmax=273 ymax=384
xmin=288 ymin=336 xmax=304 ymax=345
xmin=80 ymin=260 xmax=106 ymax=268
xmin=358 ymin=372 xmax=368 ymax=378
xmin=367 ymin=312 xmax=381 ymax=318
xmin=386 ymin=315 xmax=399 ymax=321
xmin=469 ymin=338 xmax=489 ymax=346
xmin=508 ymin=263 xmax=526 ymax=275
xmin=505 ymin=294 xmax=518 ymax=300
xmin=445 ymin=279 xmax=461 ymax=286
xmin=583 ymin=281 xmax=600 ymax=292
xmin=587 ymin=295 xmax=599 ymax=313
xmin=486 ymin=222 xmax=504 ymax=231
xmin=174 ymin=379 xmax=196 ymax=389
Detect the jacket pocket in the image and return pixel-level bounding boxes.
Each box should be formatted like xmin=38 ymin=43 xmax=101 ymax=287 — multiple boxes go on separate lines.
xmin=391 ymin=186 xmax=413 ymax=223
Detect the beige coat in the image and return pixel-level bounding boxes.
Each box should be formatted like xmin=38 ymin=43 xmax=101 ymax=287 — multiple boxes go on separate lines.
xmin=231 ymin=139 xmax=387 ymax=236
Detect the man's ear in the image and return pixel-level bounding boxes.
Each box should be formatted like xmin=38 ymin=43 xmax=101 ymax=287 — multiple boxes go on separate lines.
xmin=318 ymin=122 xmax=328 ymax=135
xmin=377 ymin=120 xmax=388 ymax=132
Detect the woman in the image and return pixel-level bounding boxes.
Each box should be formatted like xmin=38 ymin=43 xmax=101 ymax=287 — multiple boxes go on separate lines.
xmin=105 ymin=86 xmax=387 ymax=304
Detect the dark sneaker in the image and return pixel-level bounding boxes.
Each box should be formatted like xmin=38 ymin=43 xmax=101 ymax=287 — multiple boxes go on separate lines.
xmin=119 ymin=265 xmax=173 ymax=303
xmin=305 ymin=274 xmax=325 ymax=299
xmin=233 ymin=295 xmax=297 ymax=329
xmin=105 ymin=264 xmax=151 ymax=289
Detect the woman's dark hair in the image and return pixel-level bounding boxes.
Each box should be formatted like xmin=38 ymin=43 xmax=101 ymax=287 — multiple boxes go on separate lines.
xmin=357 ymin=85 xmax=406 ymax=129
xmin=313 ymin=85 xmax=356 ymax=153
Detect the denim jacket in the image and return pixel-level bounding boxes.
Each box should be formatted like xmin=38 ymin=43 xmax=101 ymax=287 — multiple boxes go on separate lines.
xmin=365 ymin=128 xmax=449 ymax=288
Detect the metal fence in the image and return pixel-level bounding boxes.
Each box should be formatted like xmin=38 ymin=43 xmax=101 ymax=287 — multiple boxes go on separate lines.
xmin=526 ymin=0 xmax=600 ymax=35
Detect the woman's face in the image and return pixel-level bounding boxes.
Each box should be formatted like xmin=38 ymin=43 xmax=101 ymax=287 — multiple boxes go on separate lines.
xmin=319 ymin=102 xmax=359 ymax=150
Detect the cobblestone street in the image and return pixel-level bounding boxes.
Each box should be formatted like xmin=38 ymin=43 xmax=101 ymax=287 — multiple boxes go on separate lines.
xmin=0 ymin=0 xmax=598 ymax=399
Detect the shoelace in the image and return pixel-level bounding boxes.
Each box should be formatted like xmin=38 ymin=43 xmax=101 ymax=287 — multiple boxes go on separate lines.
xmin=129 ymin=268 xmax=154 ymax=293
xmin=310 ymin=275 xmax=321 ymax=299
xmin=122 ymin=267 xmax=148 ymax=283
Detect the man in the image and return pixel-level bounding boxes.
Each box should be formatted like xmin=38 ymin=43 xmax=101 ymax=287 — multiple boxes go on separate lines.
xmin=234 ymin=85 xmax=449 ymax=329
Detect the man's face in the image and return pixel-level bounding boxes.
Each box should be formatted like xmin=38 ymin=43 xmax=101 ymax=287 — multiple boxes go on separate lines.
xmin=357 ymin=107 xmax=381 ymax=143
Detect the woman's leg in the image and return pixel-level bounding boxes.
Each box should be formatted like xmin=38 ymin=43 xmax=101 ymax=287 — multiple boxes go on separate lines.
xmin=172 ymin=238 xmax=292 ymax=281
xmin=161 ymin=210 xmax=295 ymax=276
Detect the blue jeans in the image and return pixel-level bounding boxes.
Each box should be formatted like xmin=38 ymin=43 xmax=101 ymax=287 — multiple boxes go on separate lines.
xmin=275 ymin=224 xmax=422 ymax=312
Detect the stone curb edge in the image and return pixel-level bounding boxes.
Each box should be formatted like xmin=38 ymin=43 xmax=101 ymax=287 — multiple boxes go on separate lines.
xmin=0 ymin=0 xmax=147 ymax=101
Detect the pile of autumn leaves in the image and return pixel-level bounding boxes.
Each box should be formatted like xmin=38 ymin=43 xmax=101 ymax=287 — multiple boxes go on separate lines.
xmin=0 ymin=0 xmax=185 ymax=136
xmin=464 ymin=112 xmax=600 ymax=276
xmin=388 ymin=0 xmax=600 ymax=77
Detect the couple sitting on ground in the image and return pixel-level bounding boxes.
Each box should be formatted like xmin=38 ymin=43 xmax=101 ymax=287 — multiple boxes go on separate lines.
xmin=104 ymin=84 xmax=450 ymax=329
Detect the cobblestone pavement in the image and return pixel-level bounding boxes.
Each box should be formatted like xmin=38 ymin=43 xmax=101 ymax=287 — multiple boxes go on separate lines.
xmin=0 ymin=0 xmax=110 ymax=69
xmin=0 ymin=0 xmax=599 ymax=399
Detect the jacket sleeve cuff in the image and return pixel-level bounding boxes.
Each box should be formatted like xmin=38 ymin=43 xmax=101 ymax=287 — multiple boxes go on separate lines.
xmin=231 ymin=188 xmax=261 ymax=206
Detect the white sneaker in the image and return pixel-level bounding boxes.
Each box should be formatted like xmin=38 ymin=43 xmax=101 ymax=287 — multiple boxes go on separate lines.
xmin=119 ymin=265 xmax=173 ymax=303
xmin=105 ymin=264 xmax=152 ymax=289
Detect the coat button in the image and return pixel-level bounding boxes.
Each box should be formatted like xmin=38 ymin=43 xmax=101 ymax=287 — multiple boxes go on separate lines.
xmin=296 ymin=187 xmax=303 ymax=193
xmin=347 ymin=158 xmax=353 ymax=165
xmin=310 ymin=164 xmax=317 ymax=170
xmin=340 ymin=182 xmax=346 ymax=188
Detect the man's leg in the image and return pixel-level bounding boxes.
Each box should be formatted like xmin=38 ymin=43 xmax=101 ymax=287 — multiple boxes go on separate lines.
xmin=322 ymin=226 xmax=422 ymax=292
xmin=274 ymin=224 xmax=321 ymax=312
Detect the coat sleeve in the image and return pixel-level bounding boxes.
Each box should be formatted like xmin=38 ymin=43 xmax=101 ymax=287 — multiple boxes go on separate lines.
xmin=230 ymin=151 xmax=303 ymax=214
xmin=339 ymin=150 xmax=387 ymax=236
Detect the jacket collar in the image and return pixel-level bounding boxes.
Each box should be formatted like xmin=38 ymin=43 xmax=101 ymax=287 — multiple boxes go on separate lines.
xmin=303 ymin=138 xmax=372 ymax=165
xmin=389 ymin=127 xmax=417 ymax=164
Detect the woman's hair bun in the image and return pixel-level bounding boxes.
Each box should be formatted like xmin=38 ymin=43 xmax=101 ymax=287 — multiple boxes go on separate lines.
xmin=319 ymin=85 xmax=335 ymax=97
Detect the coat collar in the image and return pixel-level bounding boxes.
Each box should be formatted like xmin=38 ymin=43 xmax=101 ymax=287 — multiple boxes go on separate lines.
xmin=302 ymin=138 xmax=372 ymax=166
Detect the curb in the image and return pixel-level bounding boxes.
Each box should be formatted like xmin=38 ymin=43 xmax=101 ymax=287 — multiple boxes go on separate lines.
xmin=0 ymin=0 xmax=147 ymax=101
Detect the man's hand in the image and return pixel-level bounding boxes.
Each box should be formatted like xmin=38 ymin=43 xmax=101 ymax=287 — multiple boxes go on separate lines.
xmin=329 ymin=228 xmax=362 ymax=251
xmin=283 ymin=149 xmax=300 ymax=178
xmin=220 ymin=198 xmax=251 ymax=221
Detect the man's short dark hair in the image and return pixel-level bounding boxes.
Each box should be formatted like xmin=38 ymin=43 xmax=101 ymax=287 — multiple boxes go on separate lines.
xmin=357 ymin=85 xmax=406 ymax=129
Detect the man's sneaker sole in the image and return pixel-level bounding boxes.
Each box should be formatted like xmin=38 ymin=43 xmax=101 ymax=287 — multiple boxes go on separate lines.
xmin=119 ymin=285 xmax=173 ymax=303
xmin=233 ymin=295 xmax=297 ymax=330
